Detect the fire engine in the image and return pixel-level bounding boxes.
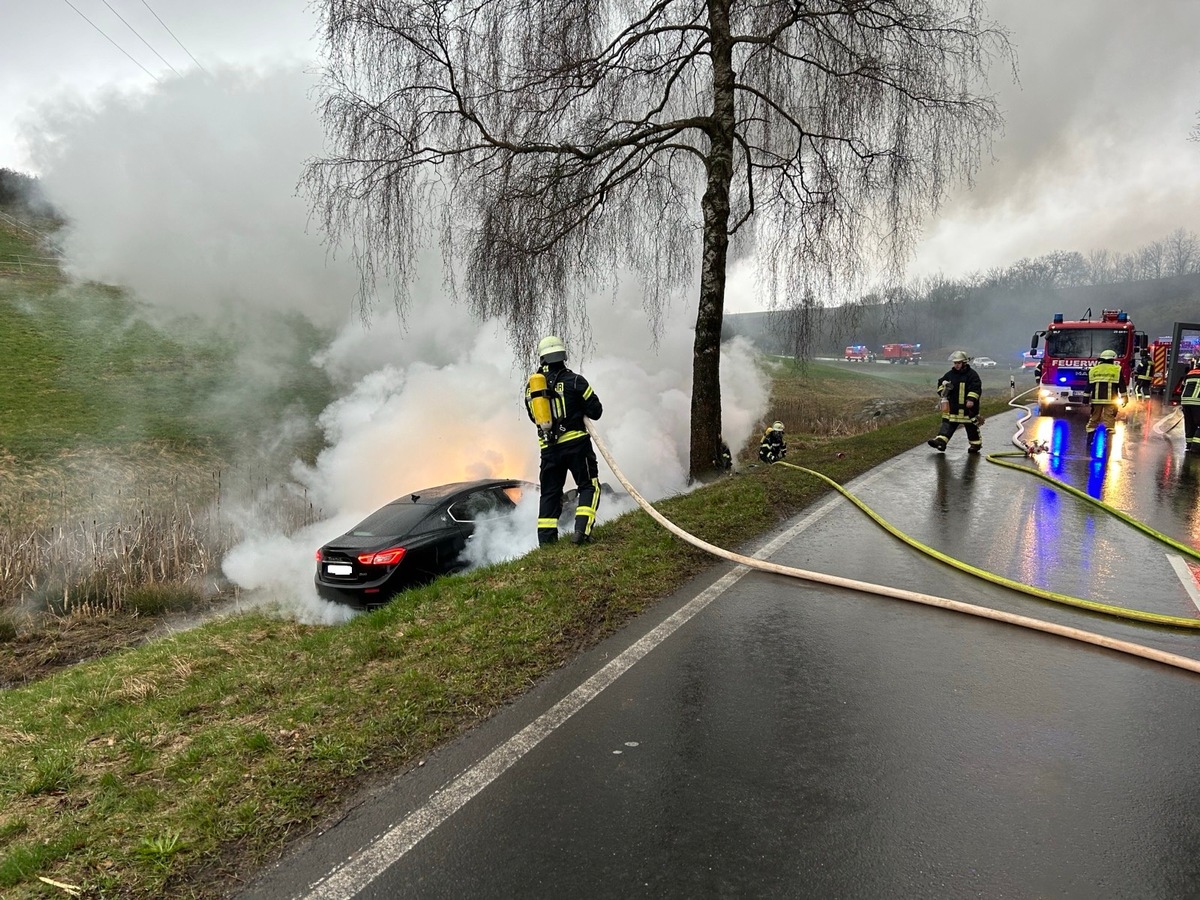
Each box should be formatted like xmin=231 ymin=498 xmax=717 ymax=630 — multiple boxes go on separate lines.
xmin=844 ymin=345 xmax=875 ymax=363
xmin=1149 ymin=336 xmax=1172 ymax=394
xmin=881 ymin=343 xmax=922 ymax=365
xmin=1029 ymin=309 xmax=1146 ymax=414
xmin=1149 ymin=333 xmax=1200 ymax=394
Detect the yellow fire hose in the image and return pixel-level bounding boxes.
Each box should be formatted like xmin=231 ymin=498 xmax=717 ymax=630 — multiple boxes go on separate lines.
xmin=586 ymin=420 xmax=1200 ymax=677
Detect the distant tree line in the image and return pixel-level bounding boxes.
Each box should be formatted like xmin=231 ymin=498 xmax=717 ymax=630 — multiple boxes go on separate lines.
xmin=0 ymin=168 xmax=56 ymax=219
xmin=727 ymin=227 xmax=1200 ymax=361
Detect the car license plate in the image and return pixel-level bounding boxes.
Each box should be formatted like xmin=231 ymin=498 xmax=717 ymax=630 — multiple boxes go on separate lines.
xmin=326 ymin=563 xmax=353 ymax=576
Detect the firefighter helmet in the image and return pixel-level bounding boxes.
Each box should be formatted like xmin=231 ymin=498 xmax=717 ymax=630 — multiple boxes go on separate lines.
xmin=772 ymin=421 xmax=784 ymax=432
xmin=949 ymin=350 xmax=969 ymax=363
xmin=537 ymin=335 xmax=567 ymax=364
xmin=1099 ymin=349 xmax=1117 ymax=360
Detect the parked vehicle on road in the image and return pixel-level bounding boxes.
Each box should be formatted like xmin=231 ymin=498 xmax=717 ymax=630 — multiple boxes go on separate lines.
xmin=844 ymin=345 xmax=876 ymax=363
xmin=881 ymin=343 xmax=922 ymax=365
xmin=974 ymin=357 xmax=997 ymax=368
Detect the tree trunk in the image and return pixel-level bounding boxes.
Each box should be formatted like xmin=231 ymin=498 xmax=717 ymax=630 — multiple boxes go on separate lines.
xmin=689 ymin=0 xmax=737 ymax=481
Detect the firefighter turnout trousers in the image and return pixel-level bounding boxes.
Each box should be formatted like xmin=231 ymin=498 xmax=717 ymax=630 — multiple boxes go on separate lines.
xmin=1180 ymin=368 xmax=1200 ymax=454
xmin=537 ymin=438 xmax=601 ymax=545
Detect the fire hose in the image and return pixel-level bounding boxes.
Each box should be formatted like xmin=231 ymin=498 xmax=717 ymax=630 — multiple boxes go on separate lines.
xmin=585 ymin=420 xmax=1200 ymax=677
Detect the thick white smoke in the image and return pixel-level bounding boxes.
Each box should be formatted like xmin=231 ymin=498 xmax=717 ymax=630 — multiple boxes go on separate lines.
xmin=32 ymin=66 xmax=769 ymax=624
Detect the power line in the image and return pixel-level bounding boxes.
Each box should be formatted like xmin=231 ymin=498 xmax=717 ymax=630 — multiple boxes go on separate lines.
xmin=139 ymin=0 xmax=210 ymax=75
xmin=60 ymin=0 xmax=160 ymax=82
xmin=97 ymin=0 xmax=181 ymax=76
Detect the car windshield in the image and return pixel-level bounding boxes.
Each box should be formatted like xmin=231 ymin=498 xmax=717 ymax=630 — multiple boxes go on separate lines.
xmin=1045 ymin=329 xmax=1128 ymax=358
xmin=349 ymin=503 xmax=436 ymax=537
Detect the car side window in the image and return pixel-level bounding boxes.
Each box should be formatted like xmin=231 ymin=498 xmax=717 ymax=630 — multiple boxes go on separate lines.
xmin=448 ymin=490 xmax=499 ymax=523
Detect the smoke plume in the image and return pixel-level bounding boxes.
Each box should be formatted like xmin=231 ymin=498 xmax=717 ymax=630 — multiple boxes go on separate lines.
xmin=30 ymin=66 xmax=768 ymax=623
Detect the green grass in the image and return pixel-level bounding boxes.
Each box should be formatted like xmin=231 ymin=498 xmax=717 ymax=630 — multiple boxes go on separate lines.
xmin=0 ymin=225 xmax=334 ymax=460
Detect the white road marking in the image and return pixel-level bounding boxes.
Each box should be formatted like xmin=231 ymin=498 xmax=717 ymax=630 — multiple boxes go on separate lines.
xmin=1166 ymin=554 xmax=1200 ymax=614
xmin=300 ymin=460 xmax=902 ymax=899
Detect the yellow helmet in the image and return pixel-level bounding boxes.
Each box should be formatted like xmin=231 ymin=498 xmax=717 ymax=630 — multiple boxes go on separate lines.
xmin=949 ymin=350 xmax=969 ymax=363
xmin=1099 ymin=349 xmax=1117 ymax=360
xmin=772 ymin=421 xmax=784 ymax=432
xmin=537 ymin=335 xmax=567 ymax=364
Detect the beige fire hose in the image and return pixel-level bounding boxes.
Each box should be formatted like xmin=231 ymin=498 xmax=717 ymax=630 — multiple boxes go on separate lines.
xmin=586 ymin=421 xmax=1200 ymax=678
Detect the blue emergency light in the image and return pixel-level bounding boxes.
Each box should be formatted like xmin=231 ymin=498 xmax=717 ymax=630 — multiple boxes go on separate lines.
xmin=1058 ymin=375 xmax=1068 ymax=384
xmin=1117 ymin=312 xmax=1128 ymax=322
xmin=1053 ymin=313 xmax=1064 ymax=324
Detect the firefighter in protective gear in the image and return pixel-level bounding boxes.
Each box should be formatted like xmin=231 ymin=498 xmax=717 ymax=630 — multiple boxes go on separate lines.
xmin=1134 ymin=351 xmax=1153 ymax=399
xmin=1179 ymin=361 xmax=1200 ymax=454
xmin=927 ymin=351 xmax=983 ymax=454
xmin=1086 ymin=348 xmax=1126 ymax=442
xmin=524 ymin=336 xmax=604 ymax=546
xmin=759 ymin=421 xmax=787 ymax=463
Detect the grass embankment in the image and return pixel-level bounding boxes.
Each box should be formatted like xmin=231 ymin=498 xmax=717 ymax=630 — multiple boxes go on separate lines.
xmin=0 ymin=393 xmax=1010 ymax=900
xmin=0 ymin=217 xmax=334 ymax=682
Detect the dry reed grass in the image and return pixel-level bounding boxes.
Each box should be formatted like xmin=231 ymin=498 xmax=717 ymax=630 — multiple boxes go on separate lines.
xmin=0 ymin=444 xmax=322 ymax=622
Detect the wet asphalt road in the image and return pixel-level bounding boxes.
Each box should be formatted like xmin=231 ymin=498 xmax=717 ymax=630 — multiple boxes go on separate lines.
xmin=242 ymin=397 xmax=1200 ymax=900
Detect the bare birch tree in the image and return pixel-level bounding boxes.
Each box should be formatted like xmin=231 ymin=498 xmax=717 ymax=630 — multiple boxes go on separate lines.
xmin=307 ymin=0 xmax=1012 ymax=478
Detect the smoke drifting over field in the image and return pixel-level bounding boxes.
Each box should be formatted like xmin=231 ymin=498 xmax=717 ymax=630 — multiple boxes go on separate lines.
xmin=32 ymin=67 xmax=768 ymax=623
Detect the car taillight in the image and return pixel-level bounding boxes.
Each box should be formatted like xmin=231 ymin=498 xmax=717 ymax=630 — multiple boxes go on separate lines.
xmin=358 ymin=546 xmax=406 ymax=566
xmin=315 ymin=549 xmax=323 ymax=562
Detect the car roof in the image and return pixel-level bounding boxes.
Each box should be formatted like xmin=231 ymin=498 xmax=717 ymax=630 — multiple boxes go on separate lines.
xmin=337 ymin=479 xmax=532 ymax=540
xmin=389 ymin=478 xmax=530 ymax=507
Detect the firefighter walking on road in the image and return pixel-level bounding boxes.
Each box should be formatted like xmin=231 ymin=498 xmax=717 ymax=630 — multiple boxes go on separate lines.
xmin=928 ymin=350 xmax=983 ymax=454
xmin=1085 ymin=349 xmax=1126 ymax=448
xmin=1134 ymin=351 xmax=1153 ymax=399
xmin=1179 ymin=360 xmax=1200 ymax=454
xmin=525 ymin=336 xmax=604 ymax=546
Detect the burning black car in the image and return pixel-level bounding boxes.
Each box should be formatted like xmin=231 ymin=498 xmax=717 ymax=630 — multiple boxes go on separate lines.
xmin=315 ymin=478 xmax=534 ymax=608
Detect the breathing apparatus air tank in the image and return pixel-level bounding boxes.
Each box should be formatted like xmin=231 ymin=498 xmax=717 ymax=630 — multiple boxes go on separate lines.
xmin=528 ymin=371 xmax=554 ymax=435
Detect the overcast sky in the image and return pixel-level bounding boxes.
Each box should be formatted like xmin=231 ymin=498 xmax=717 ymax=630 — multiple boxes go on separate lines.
xmin=2 ymin=0 xmax=1199 ymax=309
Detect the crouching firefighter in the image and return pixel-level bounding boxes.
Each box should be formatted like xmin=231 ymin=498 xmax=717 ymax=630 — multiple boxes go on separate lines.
xmin=759 ymin=421 xmax=787 ymax=463
xmin=525 ymin=336 xmax=604 ymax=546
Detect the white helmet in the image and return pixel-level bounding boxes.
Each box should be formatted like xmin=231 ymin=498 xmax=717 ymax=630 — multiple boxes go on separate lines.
xmin=949 ymin=350 xmax=969 ymax=363
xmin=772 ymin=421 xmax=784 ymax=432
xmin=537 ymin=335 xmax=567 ymax=364
xmin=1099 ymin=349 xmax=1117 ymax=360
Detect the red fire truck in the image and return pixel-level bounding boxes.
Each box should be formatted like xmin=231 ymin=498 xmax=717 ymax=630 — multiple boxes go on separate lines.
xmin=1029 ymin=309 xmax=1146 ymax=414
xmin=881 ymin=343 xmax=922 ymax=365
xmin=1149 ymin=334 xmax=1200 ymax=394
xmin=844 ymin=345 xmax=875 ymax=363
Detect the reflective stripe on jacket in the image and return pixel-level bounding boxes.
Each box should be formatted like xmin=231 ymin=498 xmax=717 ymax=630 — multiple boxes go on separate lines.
xmin=1088 ymin=361 xmax=1124 ymax=405
xmin=937 ymin=364 xmax=982 ymax=423
xmin=524 ymin=364 xmax=603 ymax=450
xmin=1180 ymin=369 xmax=1200 ymax=406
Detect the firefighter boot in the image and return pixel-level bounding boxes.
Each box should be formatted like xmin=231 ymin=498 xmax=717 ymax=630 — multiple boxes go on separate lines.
xmin=927 ymin=438 xmax=946 ymax=452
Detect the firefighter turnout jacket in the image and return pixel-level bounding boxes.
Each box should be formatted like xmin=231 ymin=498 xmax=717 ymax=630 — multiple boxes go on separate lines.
xmin=524 ymin=363 xmax=603 ymax=449
xmin=1180 ymin=367 xmax=1200 ymax=406
xmin=1087 ymin=360 xmax=1125 ymax=405
xmin=936 ymin=364 xmax=982 ymax=422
